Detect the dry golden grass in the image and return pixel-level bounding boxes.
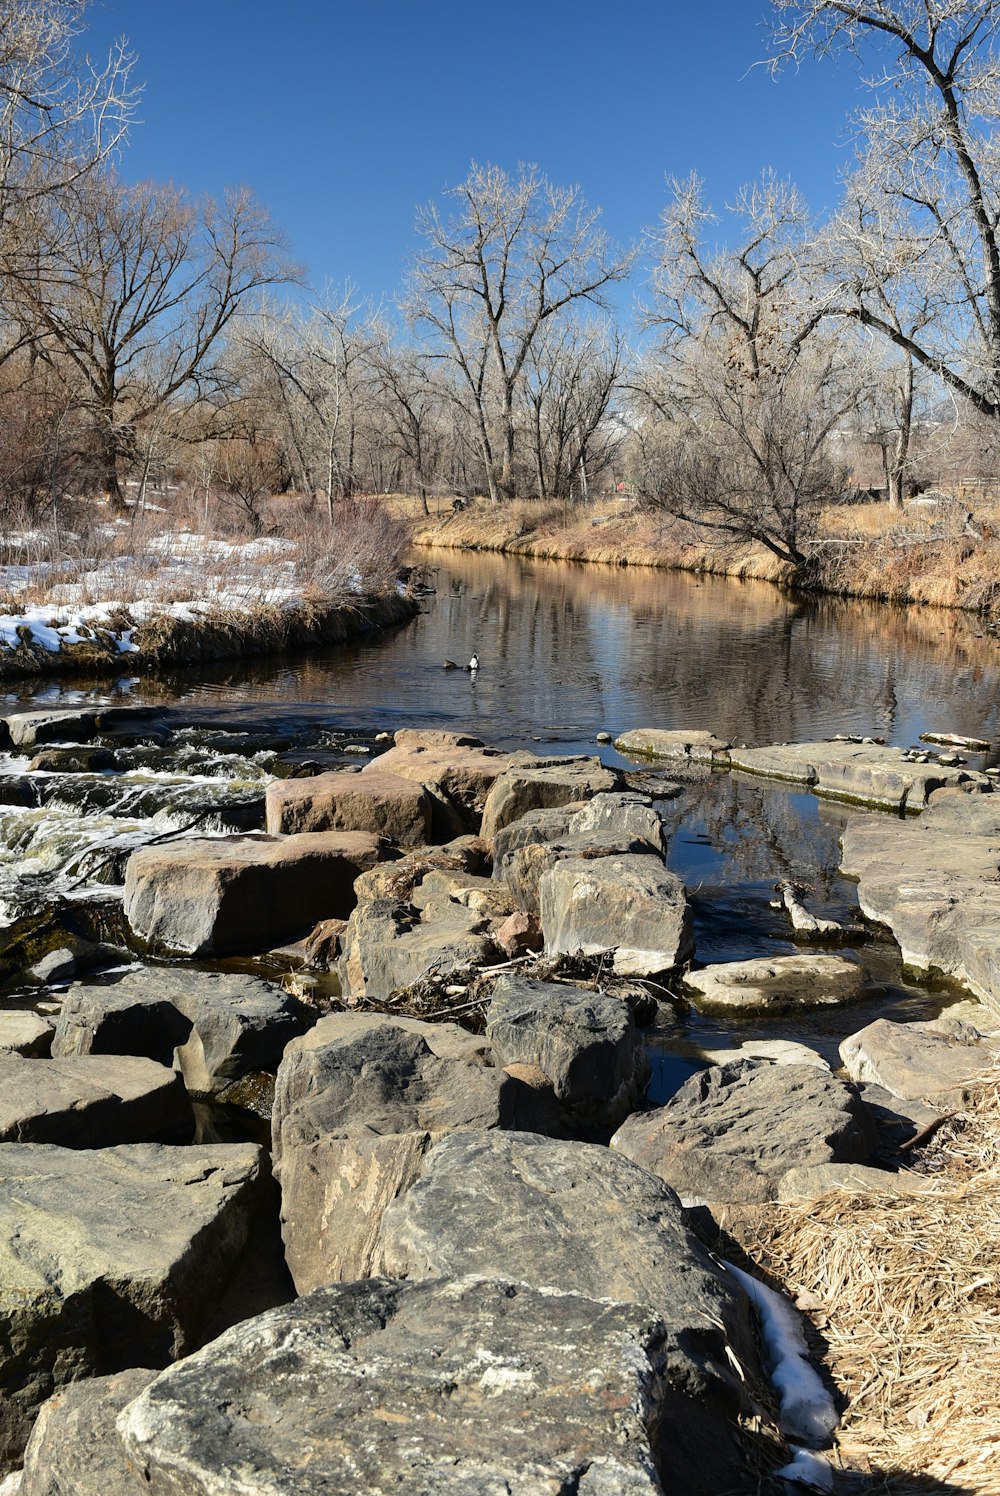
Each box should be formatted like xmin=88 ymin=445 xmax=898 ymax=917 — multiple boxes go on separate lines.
xmin=739 ymin=1077 xmax=1000 ymax=1494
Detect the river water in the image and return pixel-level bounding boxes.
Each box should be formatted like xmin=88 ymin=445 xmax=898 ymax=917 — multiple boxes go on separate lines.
xmin=3 ymin=550 xmax=999 ymax=1092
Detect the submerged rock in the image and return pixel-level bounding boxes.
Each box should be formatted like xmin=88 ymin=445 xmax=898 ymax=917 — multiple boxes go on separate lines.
xmin=683 ymin=952 xmax=867 ymax=1013
xmin=613 ymin=727 xmax=731 ymax=763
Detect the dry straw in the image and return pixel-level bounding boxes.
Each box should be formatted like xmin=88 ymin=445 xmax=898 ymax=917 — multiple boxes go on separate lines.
xmin=741 ymin=1074 xmax=1000 ymax=1494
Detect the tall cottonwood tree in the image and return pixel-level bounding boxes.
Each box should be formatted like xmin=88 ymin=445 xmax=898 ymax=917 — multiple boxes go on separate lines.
xmin=409 ymin=162 xmax=632 ymax=501
xmin=772 ymin=1 xmax=1000 ymax=419
xmin=5 ymin=170 xmax=294 ymax=507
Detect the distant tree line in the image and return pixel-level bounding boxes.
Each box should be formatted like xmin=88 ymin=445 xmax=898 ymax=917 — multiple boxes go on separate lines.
xmin=1 ymin=0 xmax=999 ymax=561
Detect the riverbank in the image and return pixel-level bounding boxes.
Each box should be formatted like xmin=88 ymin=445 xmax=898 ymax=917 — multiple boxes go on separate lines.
xmin=403 ymin=493 xmax=1000 ymax=621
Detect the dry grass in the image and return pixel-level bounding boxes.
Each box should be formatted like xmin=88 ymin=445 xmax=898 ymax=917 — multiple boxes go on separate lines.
xmin=737 ymin=1077 xmax=1000 ymax=1494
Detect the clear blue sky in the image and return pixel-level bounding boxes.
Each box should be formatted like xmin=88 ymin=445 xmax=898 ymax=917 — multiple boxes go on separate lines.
xmin=85 ymin=1 xmax=864 ymax=311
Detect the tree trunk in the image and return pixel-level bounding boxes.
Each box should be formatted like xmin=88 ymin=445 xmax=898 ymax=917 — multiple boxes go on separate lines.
xmin=99 ymin=421 xmax=126 ymax=513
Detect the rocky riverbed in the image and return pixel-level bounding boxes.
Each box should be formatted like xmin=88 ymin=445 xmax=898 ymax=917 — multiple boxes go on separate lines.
xmin=0 ymin=706 xmax=998 ymax=1491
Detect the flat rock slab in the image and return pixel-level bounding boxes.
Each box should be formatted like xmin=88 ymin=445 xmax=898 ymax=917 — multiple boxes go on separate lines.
xmin=0 ymin=1012 xmax=53 ymax=1056
xmin=776 ymin=1162 xmax=946 ymax=1203
xmin=378 ymin=1129 xmax=757 ymax=1408
xmin=728 ymin=740 xmax=984 ymax=810
xmin=124 ymin=830 xmax=383 ymax=956
xmin=273 ymin=1014 xmax=511 ymax=1291
xmin=0 ymin=1054 xmax=192 ymax=1147
xmin=840 ymin=1017 xmax=999 ymax=1106
xmin=480 ymin=758 xmax=622 ymax=842
xmin=540 ymin=852 xmax=693 ymax=975
xmin=54 ymin=967 xmax=308 ymax=1096
xmin=365 ymin=741 xmax=515 ymax=829
xmin=0 ymin=1141 xmax=264 ymax=1471
xmin=20 ymin=1368 xmax=157 ymax=1496
xmin=841 ymin=793 xmax=1000 ymax=1013
xmin=486 ymin=974 xmax=645 ymax=1129
xmin=264 ymin=769 xmax=433 ymax=845
xmin=614 ymin=728 xmax=731 ymax=763
xmin=338 ymin=895 xmax=499 ymax=1002
xmin=612 ymin=1060 xmax=877 ymax=1205
xmin=683 ymin=952 xmax=867 ymax=1013
xmin=4 ymin=706 xmax=160 ymax=749
xmin=119 ymin=1274 xmax=757 ymax=1496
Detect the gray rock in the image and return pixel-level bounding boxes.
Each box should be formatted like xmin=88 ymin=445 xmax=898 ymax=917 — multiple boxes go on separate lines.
xmin=683 ymin=952 xmax=867 ymax=1013
xmin=568 ymin=792 xmax=666 ymax=854
xmin=27 ymin=947 xmax=80 ymax=986
xmin=776 ymin=1162 xmax=945 ymax=1203
xmin=5 ymin=710 xmax=99 ymax=748
xmin=486 ymin=974 xmax=646 ymax=1130
xmin=0 ymin=1054 xmax=192 ymax=1146
xmin=0 ymin=1141 xmax=265 ymax=1471
xmin=0 ymin=1012 xmax=53 ymax=1057
xmin=338 ymin=896 xmax=500 ymax=1002
xmin=728 ymin=739 xmax=984 ymax=811
xmin=840 ymin=1017 xmax=998 ymax=1106
xmin=20 ymin=1369 xmax=156 ymax=1496
xmin=27 ymin=746 xmax=116 ymax=773
xmin=480 ymin=757 xmax=621 ymax=842
xmin=119 ymin=1274 xmax=758 ymax=1496
xmin=613 ymin=728 xmax=731 ymax=763
xmin=378 ymin=1129 xmax=757 ymax=1407
xmin=611 ymin=1060 xmax=877 ymax=1204
xmin=124 ymin=830 xmax=383 ymax=956
xmin=366 ymin=740 xmax=514 ymax=830
xmin=540 ymin=853 xmax=693 ymax=975
xmin=53 ymin=968 xmax=307 ymax=1096
xmin=272 ymin=1014 xmax=511 ymax=1290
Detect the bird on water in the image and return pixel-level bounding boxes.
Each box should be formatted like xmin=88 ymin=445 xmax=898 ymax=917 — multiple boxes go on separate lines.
xmin=468 ymin=653 xmax=480 ymax=671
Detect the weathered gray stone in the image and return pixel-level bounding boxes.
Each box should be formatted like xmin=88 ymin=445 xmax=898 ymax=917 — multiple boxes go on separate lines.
xmin=20 ymin=1369 xmax=156 ymax=1496
xmin=699 ymin=1039 xmax=830 ymax=1071
xmin=841 ymin=793 xmax=1000 ymax=1014
xmin=378 ymin=1129 xmax=757 ymax=1406
xmin=683 ymin=952 xmax=867 ymax=1013
xmin=338 ymin=896 xmax=500 ymax=1003
xmin=540 ymin=853 xmax=693 ymax=975
xmin=612 ymin=1060 xmax=877 ymax=1204
xmin=412 ymin=867 xmax=520 ymax=921
xmin=839 ymin=1017 xmax=998 ymax=1106
xmin=0 ymin=1141 xmax=265 ymax=1471
xmin=5 ymin=710 xmax=99 ymax=748
xmin=0 ymin=1012 xmax=52 ymax=1057
xmin=568 ymin=792 xmax=667 ymax=854
xmin=352 ymin=837 xmax=490 ymax=903
xmin=0 ymin=1053 xmax=192 ymax=1147
xmin=264 ymin=769 xmax=433 ymax=845
xmin=119 ymin=1274 xmax=758 ymax=1496
xmin=53 ymin=968 xmax=307 ymax=1096
xmin=485 ymin=975 xmax=646 ymax=1129
xmin=729 ymin=739 xmax=984 ymax=810
xmin=480 ymin=757 xmax=621 ymax=842
xmin=613 ymin=728 xmax=731 ymax=762
xmin=273 ymin=1014 xmax=511 ymax=1290
xmin=124 ymin=830 xmax=383 ymax=956
xmin=27 ymin=746 xmax=116 ymax=773
xmin=776 ymin=1162 xmax=946 ymax=1203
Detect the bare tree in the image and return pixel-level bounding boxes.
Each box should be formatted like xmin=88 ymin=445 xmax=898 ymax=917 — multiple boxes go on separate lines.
xmin=409 ymin=161 xmax=633 ymax=502
xmin=4 ymin=170 xmax=295 ymax=508
xmin=772 ymin=1 xmax=1000 ymax=420
xmin=521 ymin=317 xmax=627 ymax=500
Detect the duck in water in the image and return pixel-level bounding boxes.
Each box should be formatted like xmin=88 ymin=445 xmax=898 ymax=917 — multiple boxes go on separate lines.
xmin=468 ymin=653 xmax=480 ymax=671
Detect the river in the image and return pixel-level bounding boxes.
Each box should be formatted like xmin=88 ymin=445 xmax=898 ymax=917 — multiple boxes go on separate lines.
xmin=3 ymin=550 xmax=999 ymax=1093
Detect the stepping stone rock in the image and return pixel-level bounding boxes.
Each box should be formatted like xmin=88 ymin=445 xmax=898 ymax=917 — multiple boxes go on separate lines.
xmin=338 ymin=896 xmax=500 ymax=1003
xmin=0 ymin=1012 xmax=53 ymax=1057
xmin=683 ymin=952 xmax=867 ymax=1013
xmin=480 ymin=757 xmax=621 ymax=841
xmin=540 ymin=852 xmax=693 ymax=975
xmin=272 ymin=1014 xmax=513 ymax=1291
xmin=365 ymin=740 xmax=513 ymax=830
xmin=613 ymin=728 xmax=731 ymax=763
xmin=20 ymin=1368 xmax=157 ymax=1496
xmin=264 ymin=769 xmax=433 ymax=845
xmin=612 ymin=1060 xmax=877 ymax=1205
xmin=486 ymin=974 xmax=646 ymax=1130
xmin=840 ymin=1017 xmax=999 ymax=1106
xmin=124 ymin=830 xmax=383 ymax=955
xmin=0 ymin=1141 xmax=265 ymax=1470
xmin=728 ymin=739 xmax=983 ymax=811
xmin=119 ymin=1274 xmax=759 ymax=1496
xmin=378 ymin=1128 xmax=758 ymax=1411
xmin=0 ymin=1054 xmax=192 ymax=1147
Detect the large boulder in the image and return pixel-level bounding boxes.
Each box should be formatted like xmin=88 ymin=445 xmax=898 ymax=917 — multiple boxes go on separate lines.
xmin=19 ymin=1368 xmax=157 ymax=1496
xmin=728 ymin=739 xmax=984 ymax=811
xmin=352 ymin=837 xmax=490 ymax=903
xmin=0 ymin=1012 xmax=53 ymax=1057
xmin=612 ymin=1060 xmax=877 ymax=1205
xmin=0 ymin=1054 xmax=192 ymax=1147
xmin=338 ymin=896 xmax=500 ymax=1003
xmin=52 ymin=968 xmax=309 ymax=1096
xmin=272 ymin=1014 xmax=512 ymax=1290
xmin=485 ymin=975 xmax=646 ymax=1131
xmin=480 ymin=757 xmax=621 ymax=842
xmin=840 ymin=1016 xmax=999 ymax=1106
xmin=540 ymin=853 xmax=693 ymax=975
xmin=378 ymin=1129 xmax=757 ymax=1411
xmin=118 ymin=1274 xmax=759 ymax=1496
xmin=264 ymin=769 xmax=433 ymax=845
xmin=683 ymin=952 xmax=867 ymax=1013
xmin=364 ymin=740 xmax=514 ymax=830
xmin=492 ymin=798 xmax=666 ymax=913
xmin=0 ymin=1141 xmax=265 ymax=1471
xmin=124 ymin=830 xmax=383 ymax=955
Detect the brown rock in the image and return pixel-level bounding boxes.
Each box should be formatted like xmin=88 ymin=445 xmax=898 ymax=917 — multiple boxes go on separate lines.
xmin=264 ymin=770 xmax=433 ymax=845
xmin=495 ymin=910 xmax=544 ymax=957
